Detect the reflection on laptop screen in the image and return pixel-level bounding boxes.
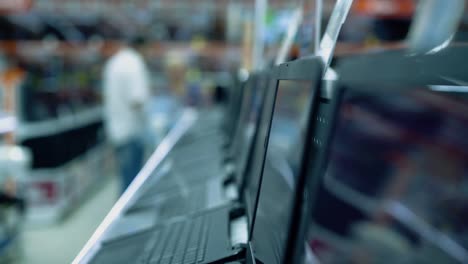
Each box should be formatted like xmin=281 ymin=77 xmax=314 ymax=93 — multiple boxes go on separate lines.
xmin=309 ymin=87 xmax=468 ymax=263
xmin=251 ymin=80 xmax=314 ymax=264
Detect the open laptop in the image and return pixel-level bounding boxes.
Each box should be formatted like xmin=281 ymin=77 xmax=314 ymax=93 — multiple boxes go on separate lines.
xmin=245 ymin=57 xmax=336 ymax=264
xmin=123 ymin=72 xmax=268 ymax=216
xmin=305 ymin=46 xmax=468 ymax=264
xmin=94 ymin=72 xmax=272 ymax=246
xmin=121 ymin=74 xmax=256 ymax=202
xmin=84 ymin=57 xmax=323 ymax=264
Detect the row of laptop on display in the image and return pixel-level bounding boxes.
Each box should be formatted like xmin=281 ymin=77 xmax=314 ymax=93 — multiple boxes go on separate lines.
xmin=88 ymin=45 xmax=468 ymax=264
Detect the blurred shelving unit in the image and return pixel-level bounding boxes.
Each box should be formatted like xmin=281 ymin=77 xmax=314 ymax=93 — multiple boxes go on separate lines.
xmin=0 ymin=35 xmax=110 ymax=226
xmin=17 ymin=107 xmax=101 ymax=141
xmin=14 ymin=68 xmax=109 ymax=225
xmin=0 ymin=0 xmax=246 ymax=228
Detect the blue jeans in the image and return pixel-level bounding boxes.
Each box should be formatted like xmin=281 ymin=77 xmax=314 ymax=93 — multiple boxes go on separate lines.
xmin=115 ymin=138 xmax=144 ymax=193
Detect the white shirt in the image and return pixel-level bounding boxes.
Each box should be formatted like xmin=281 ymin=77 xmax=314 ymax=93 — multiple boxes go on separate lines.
xmin=103 ymin=48 xmax=150 ymax=145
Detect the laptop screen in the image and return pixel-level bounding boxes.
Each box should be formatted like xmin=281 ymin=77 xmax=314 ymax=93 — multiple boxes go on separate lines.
xmin=233 ymin=74 xmax=265 ymax=186
xmin=308 ymin=87 xmax=468 ymax=263
xmin=225 ymin=78 xmax=246 ymax=137
xmin=250 ymin=79 xmax=315 ymax=264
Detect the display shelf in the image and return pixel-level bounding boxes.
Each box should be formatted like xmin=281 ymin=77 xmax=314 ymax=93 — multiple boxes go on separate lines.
xmin=16 ymin=106 xmax=102 ymax=140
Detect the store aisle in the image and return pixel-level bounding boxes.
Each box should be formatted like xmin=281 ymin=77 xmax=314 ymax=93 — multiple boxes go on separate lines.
xmin=20 ymin=176 xmax=119 ymax=264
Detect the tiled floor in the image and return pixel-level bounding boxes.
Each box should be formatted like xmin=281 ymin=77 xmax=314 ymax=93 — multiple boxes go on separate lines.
xmin=19 ymin=177 xmax=119 ymax=264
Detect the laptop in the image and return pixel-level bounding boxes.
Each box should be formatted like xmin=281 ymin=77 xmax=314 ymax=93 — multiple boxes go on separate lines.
xmin=94 ymin=72 xmax=272 ymax=245
xmin=245 ymin=58 xmax=334 ymax=264
xmin=305 ymin=46 xmax=468 ymax=263
xmin=123 ymin=72 xmax=269 ymax=216
xmin=121 ymin=78 xmax=253 ymax=202
xmin=84 ymin=57 xmax=323 ymax=264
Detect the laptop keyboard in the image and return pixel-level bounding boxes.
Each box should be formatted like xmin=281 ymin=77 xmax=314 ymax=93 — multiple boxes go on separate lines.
xmin=158 ymin=189 xmax=206 ymax=218
xmin=127 ymin=184 xmax=207 ymax=215
xmin=138 ymin=216 xmax=210 ymax=264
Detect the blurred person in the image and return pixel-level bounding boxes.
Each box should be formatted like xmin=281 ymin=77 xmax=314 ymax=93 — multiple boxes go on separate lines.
xmin=103 ymin=36 xmax=150 ymax=193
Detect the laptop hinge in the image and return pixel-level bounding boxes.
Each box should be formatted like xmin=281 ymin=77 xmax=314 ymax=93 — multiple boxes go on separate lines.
xmin=223 ymin=173 xmax=236 ymax=186
xmin=223 ymin=162 xmax=236 ymax=184
xmin=207 ymin=246 xmax=245 ymax=264
xmin=229 ymin=203 xmax=245 ymax=219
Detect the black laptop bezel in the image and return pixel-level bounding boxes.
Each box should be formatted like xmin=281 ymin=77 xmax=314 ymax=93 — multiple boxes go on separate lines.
xmin=237 ymin=70 xmax=270 ymax=197
xmin=247 ymin=57 xmax=323 ymax=264
xmin=242 ymin=69 xmax=278 ymax=236
xmin=229 ymin=73 xmax=261 ymax=182
xmin=224 ymin=76 xmax=248 ymax=140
